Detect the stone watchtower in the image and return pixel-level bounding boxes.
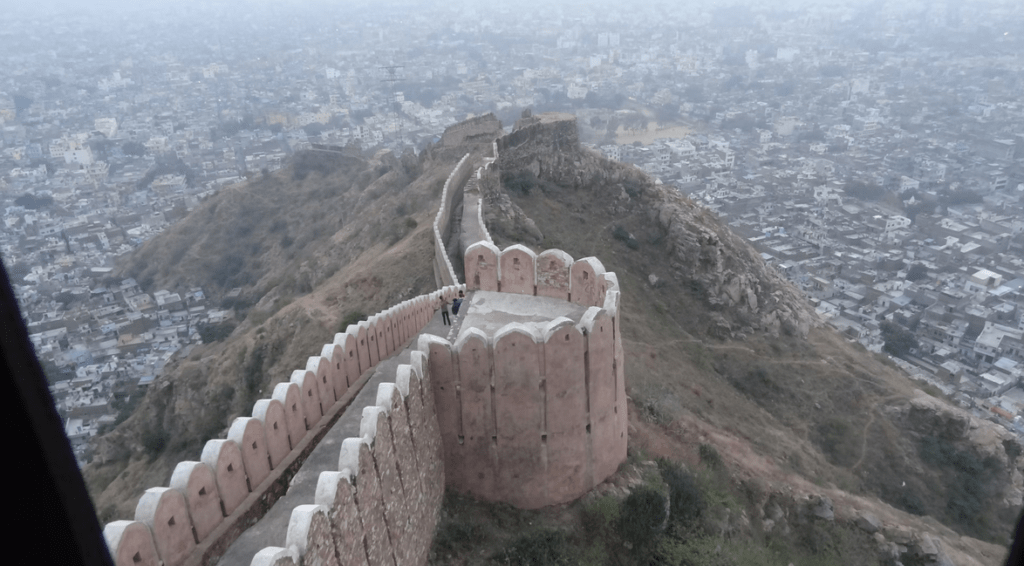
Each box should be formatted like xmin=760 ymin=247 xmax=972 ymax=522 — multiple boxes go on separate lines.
xmin=426 ymin=237 xmax=627 ymax=509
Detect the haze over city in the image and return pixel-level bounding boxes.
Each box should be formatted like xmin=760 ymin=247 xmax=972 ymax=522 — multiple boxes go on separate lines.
xmin=3 ymin=1 xmax=1024 ymax=565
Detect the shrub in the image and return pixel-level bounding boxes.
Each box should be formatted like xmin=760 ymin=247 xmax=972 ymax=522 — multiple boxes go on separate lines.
xmin=491 ymin=529 xmax=569 ymax=566
xmin=502 ymin=170 xmax=538 ymax=195
xmin=612 ymin=225 xmax=640 ymax=249
xmin=197 ymin=321 xmax=237 ymax=343
xmin=617 ymin=487 xmax=668 ymax=552
xmin=433 ymin=518 xmax=485 ymax=558
xmin=699 ymin=444 xmax=723 ymax=470
xmin=340 ymin=311 xmax=367 ymax=331
xmin=581 ymin=495 xmax=620 ymax=535
xmin=658 ymin=460 xmax=705 ymax=526
xmin=141 ymin=427 xmax=169 ymax=456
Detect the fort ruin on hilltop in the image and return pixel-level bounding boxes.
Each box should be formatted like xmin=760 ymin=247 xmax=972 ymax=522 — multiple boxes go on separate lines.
xmin=103 ymin=113 xmax=626 ymax=566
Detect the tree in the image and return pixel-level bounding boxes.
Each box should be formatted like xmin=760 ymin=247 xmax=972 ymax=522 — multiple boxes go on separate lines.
xmin=906 ymin=263 xmax=928 ymax=281
xmin=880 ymin=321 xmax=918 ymax=357
xmin=13 ymin=94 xmax=32 ymax=114
xmin=121 ymin=141 xmax=146 ymax=157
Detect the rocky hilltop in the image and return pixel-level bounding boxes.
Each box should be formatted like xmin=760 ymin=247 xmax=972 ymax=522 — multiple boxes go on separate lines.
xmin=472 ymin=112 xmax=1019 ymax=563
xmin=487 ymin=111 xmax=817 ymax=339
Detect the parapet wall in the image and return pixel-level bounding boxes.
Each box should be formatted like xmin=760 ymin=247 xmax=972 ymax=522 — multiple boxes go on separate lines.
xmin=441 ymin=243 xmax=626 ymax=509
xmin=433 ymin=154 xmax=472 ymax=287
xmin=103 ymin=285 xmax=463 ymax=566
xmin=439 ymin=113 xmax=502 ymax=147
xmin=245 ymin=346 xmax=445 ymax=566
xmin=495 ymin=114 xmax=579 ymax=172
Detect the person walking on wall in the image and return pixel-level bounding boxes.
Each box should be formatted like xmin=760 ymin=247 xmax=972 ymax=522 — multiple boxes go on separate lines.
xmin=439 ymin=294 xmax=451 ymax=326
xmin=452 ymin=291 xmax=464 ymax=317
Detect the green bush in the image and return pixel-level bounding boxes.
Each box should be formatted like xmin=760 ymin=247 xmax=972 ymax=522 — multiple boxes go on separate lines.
xmin=433 ymin=518 xmax=485 ymax=558
xmin=197 ymin=321 xmax=237 ymax=344
xmin=699 ymin=444 xmax=723 ymax=470
xmin=617 ymin=487 xmax=667 ymax=552
xmin=502 ymin=170 xmax=538 ymax=195
xmin=340 ymin=311 xmax=367 ymax=331
xmin=491 ymin=529 xmax=569 ymax=566
xmin=581 ymin=495 xmax=620 ymax=535
xmin=658 ymin=460 xmax=705 ymax=527
xmin=612 ymin=225 xmax=640 ymax=250
xmin=141 ymin=427 xmax=168 ymax=456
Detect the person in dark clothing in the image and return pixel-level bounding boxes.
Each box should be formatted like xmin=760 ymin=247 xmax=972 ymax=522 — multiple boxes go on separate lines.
xmin=440 ymin=295 xmax=451 ymax=325
xmin=453 ymin=290 xmax=464 ymax=316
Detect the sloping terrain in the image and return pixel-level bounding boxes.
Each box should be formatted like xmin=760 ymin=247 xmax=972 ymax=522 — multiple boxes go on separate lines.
xmin=83 ymin=145 xmax=483 ymax=522
xmin=470 ymin=120 xmax=1019 ymax=563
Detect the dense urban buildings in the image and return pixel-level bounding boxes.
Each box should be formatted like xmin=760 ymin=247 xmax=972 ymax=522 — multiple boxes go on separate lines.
xmin=3 ymin=0 xmax=1024 ymax=466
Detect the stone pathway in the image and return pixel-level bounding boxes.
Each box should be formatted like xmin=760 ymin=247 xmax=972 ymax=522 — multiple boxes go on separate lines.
xmin=216 ymin=308 xmax=451 ymax=565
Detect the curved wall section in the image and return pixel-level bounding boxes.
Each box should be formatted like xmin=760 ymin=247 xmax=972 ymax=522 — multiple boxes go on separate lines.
xmin=433 ymin=153 xmax=473 ymax=286
xmin=247 ymin=336 xmax=447 ymax=566
xmin=103 ymin=284 xmax=464 ymax=566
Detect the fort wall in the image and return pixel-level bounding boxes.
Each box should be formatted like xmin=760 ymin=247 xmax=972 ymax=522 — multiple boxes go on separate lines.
xmin=419 ymin=295 xmax=625 ymax=509
xmin=439 ymin=113 xmax=502 ymax=148
xmin=245 ymin=336 xmax=445 ymax=566
xmin=103 ymin=285 xmax=462 ymax=566
xmin=433 ymin=153 xmax=472 ymax=286
xmin=494 ymin=113 xmax=579 ymax=174
xmin=104 ymin=115 xmax=627 ymax=565
xmin=439 ymin=244 xmax=627 ymax=509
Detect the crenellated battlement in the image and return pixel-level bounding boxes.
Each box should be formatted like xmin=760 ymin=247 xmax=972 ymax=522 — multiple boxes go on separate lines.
xmin=103 ymin=285 xmax=463 ymax=566
xmin=104 ymin=114 xmax=626 ymax=566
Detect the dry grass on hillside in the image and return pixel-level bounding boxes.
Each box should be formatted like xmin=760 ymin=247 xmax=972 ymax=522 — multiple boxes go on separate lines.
xmin=85 ymin=149 xmax=468 ymax=521
xmin=489 ymin=163 xmax=1019 ymax=548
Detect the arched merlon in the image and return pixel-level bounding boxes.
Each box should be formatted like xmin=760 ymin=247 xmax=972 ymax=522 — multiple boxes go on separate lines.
xmin=285 ymin=505 xmax=338 ymax=566
xmin=570 ymin=257 xmax=607 ymax=307
xmin=465 ymin=241 xmax=500 ymax=291
xmin=492 ymin=323 xmax=545 ymax=508
xmin=200 ymin=439 xmax=249 ymax=516
xmin=334 ymin=332 xmax=360 ymax=389
xmin=307 ymin=355 xmax=337 ymax=407
xmin=290 ymin=369 xmax=323 ymax=430
xmin=313 ymin=471 xmax=369 ymax=566
xmin=135 ymin=487 xmax=196 ymax=566
xmin=536 ymin=249 xmax=574 ymax=300
xmin=499 ymin=244 xmax=537 ymax=295
xmin=228 ymin=417 xmax=272 ymax=489
xmin=338 ymin=437 xmax=395 ymax=566
xmin=319 ymin=343 xmax=348 ymax=406
xmin=271 ymin=382 xmax=306 ymax=450
xmin=169 ymin=461 xmax=223 ymax=543
xmin=452 ymin=328 xmax=495 ymax=497
xmin=104 ymin=521 xmax=161 ymax=566
xmin=249 ymin=546 xmax=299 ymax=566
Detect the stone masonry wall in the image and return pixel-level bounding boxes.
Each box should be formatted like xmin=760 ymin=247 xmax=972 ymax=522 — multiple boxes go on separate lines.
xmin=439 ymin=113 xmax=502 ymax=148
xmin=103 ymin=286 xmax=461 ymax=566
xmin=435 ymin=243 xmax=626 ymax=509
xmin=246 ymin=338 xmax=445 ymax=566
xmin=433 ymin=154 xmax=472 ymax=286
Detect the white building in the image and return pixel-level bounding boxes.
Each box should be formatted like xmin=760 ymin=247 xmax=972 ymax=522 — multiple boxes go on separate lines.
xmin=884 ymin=215 xmax=911 ymax=233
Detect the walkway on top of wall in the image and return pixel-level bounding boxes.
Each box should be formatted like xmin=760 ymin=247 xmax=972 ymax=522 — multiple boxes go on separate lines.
xmin=459 ymin=175 xmax=491 ymax=255
xmin=215 ymin=307 xmax=452 ymax=566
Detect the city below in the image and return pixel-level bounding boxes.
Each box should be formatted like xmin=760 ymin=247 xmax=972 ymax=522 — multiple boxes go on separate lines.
xmin=2 ymin=0 xmax=1024 ymax=468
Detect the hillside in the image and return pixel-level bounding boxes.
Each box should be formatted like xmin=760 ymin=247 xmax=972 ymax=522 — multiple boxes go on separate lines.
xmin=459 ymin=114 xmax=1019 ymax=564
xmin=82 ymin=143 xmax=488 ymax=522
xmin=80 ymin=116 xmax=1021 ymax=566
